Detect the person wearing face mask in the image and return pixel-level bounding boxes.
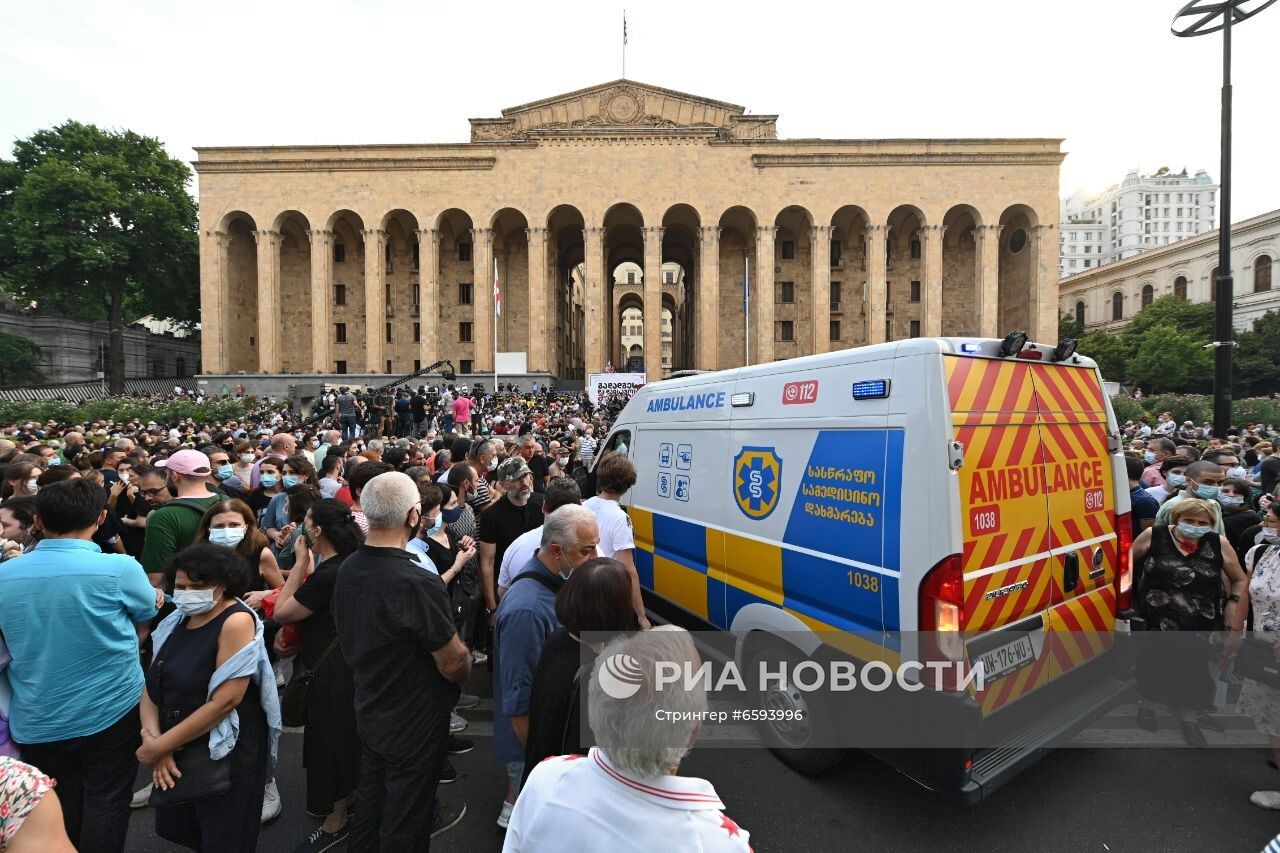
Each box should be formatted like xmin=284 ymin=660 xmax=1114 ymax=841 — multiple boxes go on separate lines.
xmin=230 ymin=441 xmax=256 ymax=487
xmin=137 ymin=543 xmax=280 ymax=852
xmin=492 ymin=504 xmax=600 ymax=830
xmin=1144 ymin=456 xmax=1192 ymax=507
xmin=244 ymin=459 xmax=284 ymax=528
xmin=196 ymin=501 xmax=284 ymax=604
xmin=262 ymin=456 xmax=319 ymax=551
xmin=478 ymin=458 xmax=546 ymax=634
xmin=1154 ymin=460 xmax=1228 ymax=534
xmin=199 ymin=445 xmax=243 ymax=498
xmin=331 ymin=472 xmax=472 ymax=844
xmin=1141 ymin=438 xmax=1177 ymax=488
xmin=1242 ymin=503 xmax=1280 ymax=810
xmin=0 ymin=496 xmax=37 ymax=560
xmin=1 ymin=460 xmax=41 ymax=501
xmin=1216 ymin=477 xmax=1264 ymax=562
xmin=1130 ymin=499 xmax=1247 ymax=745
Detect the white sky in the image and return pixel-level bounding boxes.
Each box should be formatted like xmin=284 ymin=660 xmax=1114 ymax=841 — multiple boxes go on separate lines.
xmin=2 ymin=0 xmax=1277 ymax=220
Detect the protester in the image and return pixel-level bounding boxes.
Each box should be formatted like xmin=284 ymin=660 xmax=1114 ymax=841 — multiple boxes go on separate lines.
xmin=504 ymin=625 xmax=751 ymax=852
xmin=1144 ymin=456 xmax=1191 ymax=507
xmin=1218 ymin=476 xmax=1263 ymax=561
xmin=584 ymin=452 xmax=649 ymax=629
xmin=498 ymin=477 xmax=585 ymax=597
xmin=194 ymin=498 xmax=285 ymax=600
xmin=332 ymin=472 xmax=471 ymax=847
xmin=1242 ymin=510 xmax=1280 ymax=810
xmin=0 ymin=479 xmax=159 ymax=853
xmin=1126 ymin=455 xmax=1159 ymax=541
xmin=344 ymin=461 xmax=394 ymax=535
xmin=140 ymin=449 xmax=222 ymax=588
xmin=1153 ymin=460 xmax=1227 ymax=534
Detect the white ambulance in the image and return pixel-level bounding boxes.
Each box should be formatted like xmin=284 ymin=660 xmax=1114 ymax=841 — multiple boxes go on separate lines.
xmin=594 ymin=335 xmax=1133 ymax=800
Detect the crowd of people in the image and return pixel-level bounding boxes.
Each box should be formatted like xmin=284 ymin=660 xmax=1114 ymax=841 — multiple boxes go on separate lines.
xmin=0 ymin=383 xmax=753 ymax=853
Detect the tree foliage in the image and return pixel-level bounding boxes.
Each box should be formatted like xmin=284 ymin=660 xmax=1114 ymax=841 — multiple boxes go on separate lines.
xmin=1077 ymin=331 xmax=1128 ymax=382
xmin=0 ymin=121 xmax=198 ymax=393
xmin=1124 ymin=324 xmax=1213 ymax=393
xmin=1234 ymin=310 xmax=1280 ymax=398
xmin=0 ymin=332 xmax=44 ymax=386
xmin=0 ymin=397 xmax=254 ymax=429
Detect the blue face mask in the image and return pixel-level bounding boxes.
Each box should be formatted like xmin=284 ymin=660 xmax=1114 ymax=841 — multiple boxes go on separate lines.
xmin=1167 ymin=473 xmax=1187 ymax=488
xmin=260 ymin=474 xmax=279 ymax=489
xmin=215 ymin=464 xmax=234 ymax=480
xmin=426 ymin=512 xmax=443 ymax=535
xmin=1194 ymin=484 xmax=1219 ymax=500
xmin=1143 ymin=451 xmax=1156 ymax=464
xmin=48 ymin=456 xmax=61 ymax=467
xmin=283 ymin=475 xmax=301 ymax=490
xmin=1176 ymin=522 xmax=1213 ymax=539
xmin=442 ymin=505 xmax=464 ymax=524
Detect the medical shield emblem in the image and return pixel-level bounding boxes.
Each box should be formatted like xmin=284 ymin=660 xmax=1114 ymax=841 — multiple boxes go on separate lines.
xmin=733 ymin=446 xmax=783 ymax=520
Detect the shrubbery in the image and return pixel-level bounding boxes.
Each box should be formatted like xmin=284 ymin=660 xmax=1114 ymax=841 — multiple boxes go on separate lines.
xmin=1108 ymin=393 xmax=1279 ymax=430
xmin=0 ymin=397 xmax=255 ymax=430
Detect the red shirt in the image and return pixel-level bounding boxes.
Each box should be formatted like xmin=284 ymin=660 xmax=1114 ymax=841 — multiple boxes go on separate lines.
xmin=452 ymin=396 xmax=473 ymax=424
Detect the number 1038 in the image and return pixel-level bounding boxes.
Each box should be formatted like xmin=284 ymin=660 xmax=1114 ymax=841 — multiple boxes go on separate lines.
xmin=847 ymin=571 xmax=880 ymax=592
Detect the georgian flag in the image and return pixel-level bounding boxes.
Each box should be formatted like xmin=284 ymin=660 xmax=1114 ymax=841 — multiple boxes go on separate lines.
xmin=494 ymin=257 xmax=501 ymax=316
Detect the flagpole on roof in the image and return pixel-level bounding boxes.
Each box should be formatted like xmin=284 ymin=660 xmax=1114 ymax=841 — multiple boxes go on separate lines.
xmin=493 ymin=255 xmax=499 ymax=396
xmin=622 ymin=10 xmax=627 ymax=79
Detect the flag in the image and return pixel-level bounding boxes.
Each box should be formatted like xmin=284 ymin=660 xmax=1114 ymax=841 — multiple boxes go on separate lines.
xmin=623 ymin=11 xmax=628 ymax=45
xmin=493 ymin=257 xmax=501 ymax=317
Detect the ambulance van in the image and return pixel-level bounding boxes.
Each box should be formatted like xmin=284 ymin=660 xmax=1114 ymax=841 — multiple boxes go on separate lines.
xmin=595 ymin=335 xmax=1133 ymax=801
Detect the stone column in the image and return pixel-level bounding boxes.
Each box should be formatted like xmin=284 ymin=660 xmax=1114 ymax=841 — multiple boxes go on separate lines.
xmin=525 ymin=227 xmax=549 ymax=373
xmin=583 ymin=227 xmax=606 ymax=375
xmin=865 ymin=225 xmax=887 ymax=344
xmin=200 ymin=230 xmax=228 ymax=373
xmin=976 ymin=225 xmax=1002 ymax=338
xmin=643 ymin=226 xmax=664 ymax=378
xmin=471 ymin=227 xmax=494 ymax=374
xmin=922 ymin=224 xmax=946 ymax=337
xmin=308 ymin=229 xmax=332 ymax=372
xmin=254 ymin=229 xmax=281 ymax=373
xmin=697 ymin=226 xmax=720 ymax=371
xmin=363 ymin=229 xmax=386 ymax=372
xmin=1031 ymin=224 xmax=1057 ymax=343
xmin=810 ymin=225 xmax=832 ymax=355
xmin=754 ymin=225 xmax=777 ymax=364
xmin=418 ymin=228 xmax=440 ymax=366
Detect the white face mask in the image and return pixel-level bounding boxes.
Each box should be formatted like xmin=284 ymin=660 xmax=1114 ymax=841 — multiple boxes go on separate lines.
xmin=240 ymin=453 xmax=255 ymax=464
xmin=119 ymin=470 xmax=131 ymax=484
xmin=487 ymin=457 xmax=498 ymax=472
xmin=25 ymin=480 xmax=38 ymax=494
xmin=209 ymin=527 xmax=247 ymax=547
xmin=173 ymin=588 xmax=218 ymax=616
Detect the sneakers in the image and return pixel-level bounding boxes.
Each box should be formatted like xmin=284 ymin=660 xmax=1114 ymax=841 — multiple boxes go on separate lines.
xmin=432 ymin=801 xmax=467 ymax=838
xmin=292 ymin=825 xmax=350 ymax=853
xmin=439 ymin=759 xmax=458 ymax=785
xmin=261 ymin=778 xmax=282 ymax=824
xmin=447 ymin=735 xmax=475 ymax=755
xmin=496 ymin=800 xmax=514 ymax=829
xmin=1252 ymin=791 xmax=1280 ymax=810
xmin=130 ymin=782 xmax=153 ymax=809
xmin=450 ymin=711 xmax=469 ymax=733
xmin=454 ymin=693 xmax=480 ymax=711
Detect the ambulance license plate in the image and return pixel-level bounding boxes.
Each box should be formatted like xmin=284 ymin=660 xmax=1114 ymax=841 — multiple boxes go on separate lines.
xmin=978 ymin=635 xmax=1035 ymax=681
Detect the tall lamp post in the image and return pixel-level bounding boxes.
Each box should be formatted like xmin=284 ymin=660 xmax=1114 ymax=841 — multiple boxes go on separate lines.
xmin=1172 ymin=0 xmax=1276 ymax=437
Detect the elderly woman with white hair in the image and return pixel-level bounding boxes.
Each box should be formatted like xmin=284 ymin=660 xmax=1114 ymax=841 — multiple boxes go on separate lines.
xmin=503 ymin=625 xmax=751 ymax=852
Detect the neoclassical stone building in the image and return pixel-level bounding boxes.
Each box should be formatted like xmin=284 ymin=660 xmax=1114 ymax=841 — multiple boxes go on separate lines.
xmin=195 ymin=80 xmax=1063 ymax=381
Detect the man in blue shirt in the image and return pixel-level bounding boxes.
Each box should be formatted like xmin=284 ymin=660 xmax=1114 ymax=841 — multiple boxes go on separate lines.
xmin=0 ymin=478 xmax=159 ymax=853
xmin=492 ymin=504 xmax=599 ymax=830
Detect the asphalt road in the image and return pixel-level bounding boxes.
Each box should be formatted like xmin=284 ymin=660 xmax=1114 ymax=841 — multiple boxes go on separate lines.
xmin=122 ymin=679 xmax=1280 ymax=853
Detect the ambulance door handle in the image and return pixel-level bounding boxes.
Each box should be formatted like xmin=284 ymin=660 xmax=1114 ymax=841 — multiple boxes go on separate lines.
xmin=948 ymin=441 xmax=965 ymax=470
xmin=1062 ymin=551 xmax=1080 ymax=593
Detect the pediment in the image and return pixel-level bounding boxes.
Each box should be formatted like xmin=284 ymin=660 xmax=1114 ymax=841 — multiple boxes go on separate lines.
xmin=469 ymin=80 xmax=777 ymax=142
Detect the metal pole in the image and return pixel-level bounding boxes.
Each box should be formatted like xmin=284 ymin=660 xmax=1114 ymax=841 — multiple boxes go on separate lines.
xmin=1214 ymin=6 xmax=1234 ymax=438
xmin=744 ymin=253 xmax=751 ymax=366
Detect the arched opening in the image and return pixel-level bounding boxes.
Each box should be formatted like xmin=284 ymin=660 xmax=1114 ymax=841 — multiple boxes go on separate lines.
xmin=998 ymin=205 xmax=1038 ymax=333
xmin=1111 ymin=291 xmax=1124 ymax=322
xmin=887 ymin=205 xmax=926 ymax=342
xmin=717 ymin=206 xmax=758 ymax=368
xmin=327 ymin=210 xmax=366 ymax=374
xmin=220 ymin=212 xmax=259 ymax=373
xmin=381 ymin=209 xmax=419 ymax=375
xmin=273 ymin=211 xmax=313 ymax=373
xmin=1255 ymin=255 xmax=1273 ymax=293
xmin=660 ymin=299 xmax=676 ymax=375
xmin=1075 ymin=300 xmax=1085 ymax=329
xmin=491 ymin=208 xmax=530 ymax=356
xmin=436 ymin=209 xmax=476 ymax=372
xmin=1174 ymin=275 xmax=1188 ymax=299
xmin=830 ymin=205 xmax=870 ymax=349
xmin=1140 ymin=283 xmax=1154 ymax=309
xmin=603 ymin=203 xmax=645 ymax=372
xmin=618 ymin=295 xmax=645 ymax=372
xmin=941 ymin=205 xmax=982 ymax=337
xmin=547 ymin=205 xmax=586 ymax=379
xmin=773 ymin=205 xmax=815 ymax=359
xmin=661 ymin=204 xmax=700 ymax=374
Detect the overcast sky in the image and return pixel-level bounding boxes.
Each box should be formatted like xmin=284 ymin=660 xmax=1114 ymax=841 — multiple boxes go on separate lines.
xmin=3 ymin=0 xmax=1277 ymax=220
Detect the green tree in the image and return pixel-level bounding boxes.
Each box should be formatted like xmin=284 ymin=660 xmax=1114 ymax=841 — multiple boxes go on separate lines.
xmin=0 ymin=121 xmax=198 ymax=393
xmin=1059 ymin=312 xmax=1083 ymax=340
xmin=1123 ymin=293 xmax=1214 ymax=340
xmin=1234 ymin=310 xmax=1280 ymax=398
xmin=1077 ymin=330 xmax=1129 ymax=382
xmin=0 ymin=331 xmax=44 ymax=385
xmin=1124 ymin=324 xmax=1213 ymax=393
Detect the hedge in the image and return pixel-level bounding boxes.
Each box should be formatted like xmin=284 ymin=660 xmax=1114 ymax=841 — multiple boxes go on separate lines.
xmin=1109 ymin=394 xmax=1280 ymax=431
xmin=0 ymin=397 xmax=257 ymax=430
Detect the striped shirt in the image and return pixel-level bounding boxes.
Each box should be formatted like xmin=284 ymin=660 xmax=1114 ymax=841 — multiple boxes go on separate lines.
xmin=578 ymin=435 xmax=598 ymax=466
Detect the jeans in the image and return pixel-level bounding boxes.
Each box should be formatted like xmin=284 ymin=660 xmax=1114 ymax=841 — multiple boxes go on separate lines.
xmin=340 ymin=414 xmax=358 ymax=441
xmin=19 ymin=704 xmax=141 ymax=853
xmin=350 ymin=727 xmax=449 ymax=853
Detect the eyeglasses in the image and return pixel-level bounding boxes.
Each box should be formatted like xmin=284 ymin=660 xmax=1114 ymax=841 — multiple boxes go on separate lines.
xmin=141 ymin=487 xmax=166 ymax=497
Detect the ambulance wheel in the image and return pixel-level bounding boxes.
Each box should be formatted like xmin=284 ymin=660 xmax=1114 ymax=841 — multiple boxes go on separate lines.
xmin=748 ymin=643 xmax=846 ymax=775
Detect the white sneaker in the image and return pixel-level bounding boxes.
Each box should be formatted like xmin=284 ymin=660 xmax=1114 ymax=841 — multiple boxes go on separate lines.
xmin=496 ymin=800 xmax=514 ymax=829
xmin=1252 ymin=790 xmax=1280 ymax=810
xmin=450 ymin=712 xmax=468 ymax=734
xmin=130 ymin=782 xmax=153 ymax=809
xmin=260 ymin=778 xmax=282 ymax=824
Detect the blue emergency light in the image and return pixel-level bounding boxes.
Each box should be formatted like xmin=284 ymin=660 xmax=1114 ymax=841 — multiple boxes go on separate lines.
xmin=851 ymin=379 xmax=890 ymax=400
xmin=960 ymin=342 xmax=981 ymax=354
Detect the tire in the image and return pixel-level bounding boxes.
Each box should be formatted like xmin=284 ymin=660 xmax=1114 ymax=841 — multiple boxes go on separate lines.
xmin=748 ymin=641 xmax=847 ymax=775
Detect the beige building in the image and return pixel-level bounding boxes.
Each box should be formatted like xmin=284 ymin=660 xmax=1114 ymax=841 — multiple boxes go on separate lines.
xmin=1059 ymin=208 xmax=1279 ymax=334
xmin=194 ymin=80 xmax=1064 ymax=382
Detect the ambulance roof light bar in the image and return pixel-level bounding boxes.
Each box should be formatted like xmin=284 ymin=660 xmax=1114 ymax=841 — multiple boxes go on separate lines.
xmin=1051 ymin=338 xmax=1079 ymax=362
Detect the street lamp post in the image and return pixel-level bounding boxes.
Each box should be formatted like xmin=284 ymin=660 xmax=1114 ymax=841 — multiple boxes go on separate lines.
xmin=1172 ymin=0 xmax=1276 ymax=438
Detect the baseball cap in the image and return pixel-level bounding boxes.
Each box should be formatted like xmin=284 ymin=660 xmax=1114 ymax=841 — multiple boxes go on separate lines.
xmin=156 ymin=449 xmax=212 ymax=476
xmin=496 ymin=457 xmax=532 ymax=481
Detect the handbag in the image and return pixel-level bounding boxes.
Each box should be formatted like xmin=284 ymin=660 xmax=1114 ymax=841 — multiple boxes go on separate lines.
xmin=280 ymin=637 xmax=340 ymax=728
xmin=148 ymin=738 xmax=232 ymax=807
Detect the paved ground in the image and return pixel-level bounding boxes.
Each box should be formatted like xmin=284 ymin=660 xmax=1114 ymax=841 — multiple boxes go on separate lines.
xmin=122 ymin=674 xmax=1280 ymax=853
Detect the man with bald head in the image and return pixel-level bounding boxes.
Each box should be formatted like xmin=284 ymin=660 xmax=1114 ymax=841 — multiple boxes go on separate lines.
xmin=250 ymin=432 xmax=297 ymax=489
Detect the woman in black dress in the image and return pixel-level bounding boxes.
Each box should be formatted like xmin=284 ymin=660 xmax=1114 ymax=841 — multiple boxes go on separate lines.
xmin=522 ymin=557 xmax=638 ymax=784
xmin=271 ymin=498 xmax=364 ymax=852
xmin=137 ymin=543 xmax=270 ymax=852
xmin=1130 ymin=498 xmax=1247 ymax=745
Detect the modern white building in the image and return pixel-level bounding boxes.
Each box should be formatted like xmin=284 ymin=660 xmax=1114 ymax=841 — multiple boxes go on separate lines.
xmin=1060 ymin=167 xmax=1218 ymax=276
xmin=1058 ymin=208 xmax=1278 ymax=334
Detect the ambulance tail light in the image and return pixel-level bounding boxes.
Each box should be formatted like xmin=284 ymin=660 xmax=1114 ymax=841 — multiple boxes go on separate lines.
xmin=1114 ymin=511 xmax=1133 ymax=612
xmin=919 ymin=554 xmax=964 ymax=690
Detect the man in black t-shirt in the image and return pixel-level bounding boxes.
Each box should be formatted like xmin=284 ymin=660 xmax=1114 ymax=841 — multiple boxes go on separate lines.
xmin=518 ymin=434 xmax=550 ymax=495
xmin=477 ymin=458 xmax=545 ymax=624
xmin=333 ymin=471 xmax=471 ymax=845
xmin=410 ymin=391 xmax=429 ymax=438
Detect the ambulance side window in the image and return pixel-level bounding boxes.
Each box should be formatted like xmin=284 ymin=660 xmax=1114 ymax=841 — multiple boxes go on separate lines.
xmin=603 ymin=429 xmax=631 ymax=459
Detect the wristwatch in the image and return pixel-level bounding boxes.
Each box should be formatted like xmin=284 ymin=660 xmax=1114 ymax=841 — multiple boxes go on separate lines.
xmin=1227 ymin=594 xmax=1241 ymax=602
